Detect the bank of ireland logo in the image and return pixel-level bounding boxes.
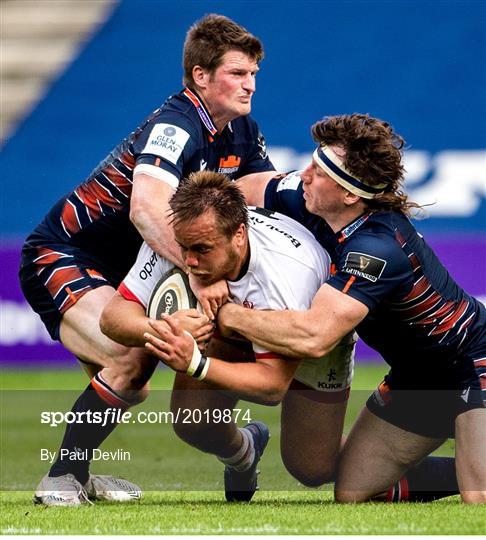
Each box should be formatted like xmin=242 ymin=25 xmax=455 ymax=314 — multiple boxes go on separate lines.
xmin=164 ymin=126 xmax=176 ymax=137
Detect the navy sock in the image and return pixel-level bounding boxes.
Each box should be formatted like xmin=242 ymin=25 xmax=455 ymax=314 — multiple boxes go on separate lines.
xmin=387 ymin=456 xmax=458 ymax=502
xmin=49 ymin=373 xmax=130 ymax=485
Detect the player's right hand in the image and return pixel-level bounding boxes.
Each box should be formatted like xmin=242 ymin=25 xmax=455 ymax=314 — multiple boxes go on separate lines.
xmin=170 ymin=308 xmax=214 ymax=348
xmin=188 ymin=275 xmax=229 ymax=320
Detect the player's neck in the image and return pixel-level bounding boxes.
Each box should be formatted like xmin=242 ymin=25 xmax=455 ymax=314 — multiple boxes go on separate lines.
xmin=197 ymin=93 xmax=235 ymax=133
xmin=324 ymin=209 xmax=359 ymax=233
xmin=229 ymin=240 xmax=250 ymax=281
xmin=324 ymin=202 xmax=368 ymax=233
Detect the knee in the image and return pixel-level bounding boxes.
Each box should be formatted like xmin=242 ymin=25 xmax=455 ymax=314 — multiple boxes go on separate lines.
xmin=286 ymin=465 xmax=333 ymax=488
xmin=461 ymin=490 xmax=486 ymax=504
xmin=334 ymin=487 xmax=369 ymax=503
xmin=282 ymin=452 xmax=335 ymax=488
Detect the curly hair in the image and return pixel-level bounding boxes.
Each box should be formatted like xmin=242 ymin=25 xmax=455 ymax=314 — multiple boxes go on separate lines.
xmin=169 ymin=171 xmax=249 ymax=237
xmin=311 ymin=114 xmax=420 ymax=215
xmin=183 ymin=14 xmax=264 ymax=87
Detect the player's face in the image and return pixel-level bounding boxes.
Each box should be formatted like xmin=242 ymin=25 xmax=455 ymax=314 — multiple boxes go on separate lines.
xmin=300 ymin=146 xmax=348 ymax=218
xmin=200 ymin=50 xmax=258 ymax=128
xmin=174 ymin=211 xmax=244 ymax=284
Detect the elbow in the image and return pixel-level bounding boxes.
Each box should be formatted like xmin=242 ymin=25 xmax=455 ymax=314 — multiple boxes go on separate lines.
xmin=290 ymin=332 xmax=331 ymax=359
xmin=129 ymin=201 xmax=147 ymax=230
xmin=258 ymin=395 xmax=283 ymax=407
xmin=260 ymin=393 xmax=284 ymax=407
xmin=243 ymin=384 xmax=286 ymax=407
xmin=260 ymin=382 xmax=288 ymax=406
xmin=303 ymin=339 xmax=332 ymax=359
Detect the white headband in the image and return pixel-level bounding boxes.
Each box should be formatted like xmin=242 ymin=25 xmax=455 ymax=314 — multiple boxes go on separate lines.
xmin=313 ymin=145 xmax=387 ymax=199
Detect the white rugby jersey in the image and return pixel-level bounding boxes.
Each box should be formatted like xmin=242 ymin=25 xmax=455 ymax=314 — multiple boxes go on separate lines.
xmin=119 ymin=207 xmax=354 ymax=391
xmin=119 ymin=208 xmax=329 ymax=330
xmin=225 ymin=208 xmax=330 ymax=356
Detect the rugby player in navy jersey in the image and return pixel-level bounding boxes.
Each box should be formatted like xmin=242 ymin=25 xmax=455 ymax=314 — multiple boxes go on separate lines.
xmin=221 ymin=114 xmax=486 ymax=504
xmin=19 ymin=14 xmax=276 ymax=506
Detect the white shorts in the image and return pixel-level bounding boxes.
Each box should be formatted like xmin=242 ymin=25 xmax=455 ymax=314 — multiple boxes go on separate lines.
xmin=293 ymin=332 xmax=356 ymax=396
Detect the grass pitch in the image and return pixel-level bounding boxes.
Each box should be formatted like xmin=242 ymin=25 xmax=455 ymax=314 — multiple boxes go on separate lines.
xmin=1 ymin=363 xmax=477 ymax=535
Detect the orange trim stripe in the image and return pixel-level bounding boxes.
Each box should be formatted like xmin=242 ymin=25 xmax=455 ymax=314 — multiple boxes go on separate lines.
xmin=183 ymin=88 xmax=200 ymax=107
xmin=65 ymin=287 xmax=77 ymax=304
xmin=91 ymin=378 xmax=128 ymax=408
xmin=342 ymin=275 xmax=356 ymax=294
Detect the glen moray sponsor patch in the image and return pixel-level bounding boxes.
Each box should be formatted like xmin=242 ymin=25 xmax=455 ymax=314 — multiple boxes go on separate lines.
xmin=142 ymin=123 xmax=190 ymax=164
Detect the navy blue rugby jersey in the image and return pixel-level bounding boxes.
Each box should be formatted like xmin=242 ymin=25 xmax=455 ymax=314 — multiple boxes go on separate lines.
xmin=264 ymin=172 xmax=486 ymax=383
xmin=25 ymin=88 xmax=274 ymax=278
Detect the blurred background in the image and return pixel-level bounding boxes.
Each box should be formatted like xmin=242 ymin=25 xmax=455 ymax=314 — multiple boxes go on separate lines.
xmin=1 ymin=0 xmax=485 ymax=365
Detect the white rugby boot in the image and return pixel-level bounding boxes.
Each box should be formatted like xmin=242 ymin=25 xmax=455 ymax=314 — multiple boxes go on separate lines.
xmin=84 ymin=474 xmax=142 ymax=502
xmin=33 ymin=473 xmax=91 ymax=506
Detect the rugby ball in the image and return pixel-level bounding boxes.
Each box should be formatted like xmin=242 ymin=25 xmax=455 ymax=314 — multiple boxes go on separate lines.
xmin=146 ymin=267 xmax=197 ymax=319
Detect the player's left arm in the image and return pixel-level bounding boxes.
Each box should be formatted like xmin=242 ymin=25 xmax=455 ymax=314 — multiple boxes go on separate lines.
xmin=218 ymin=283 xmax=369 ymax=359
xmin=144 ymin=316 xmax=300 ymax=405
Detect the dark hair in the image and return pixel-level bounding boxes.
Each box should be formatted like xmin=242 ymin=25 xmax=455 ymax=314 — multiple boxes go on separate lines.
xmin=183 ymin=14 xmax=264 ymax=87
xmin=169 ymin=170 xmax=249 ymax=237
xmin=312 ymin=114 xmax=420 ymax=215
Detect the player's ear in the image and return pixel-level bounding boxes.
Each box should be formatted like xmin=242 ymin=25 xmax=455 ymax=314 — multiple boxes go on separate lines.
xmin=343 ymin=190 xmax=361 ymax=207
xmin=234 ymin=223 xmax=246 ymax=247
xmin=192 ymin=65 xmax=208 ymax=89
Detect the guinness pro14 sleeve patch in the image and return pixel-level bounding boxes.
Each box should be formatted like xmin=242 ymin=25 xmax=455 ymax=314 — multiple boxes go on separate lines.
xmin=342 ymin=252 xmax=387 ymax=282
xmin=141 ymin=123 xmax=190 ymax=165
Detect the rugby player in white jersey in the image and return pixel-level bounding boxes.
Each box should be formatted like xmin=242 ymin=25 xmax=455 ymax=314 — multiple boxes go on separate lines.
xmin=100 ymin=170 xmax=355 ymax=500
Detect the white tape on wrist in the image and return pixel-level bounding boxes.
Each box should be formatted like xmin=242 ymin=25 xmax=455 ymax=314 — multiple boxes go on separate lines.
xmin=184 ymin=331 xmax=211 ymax=380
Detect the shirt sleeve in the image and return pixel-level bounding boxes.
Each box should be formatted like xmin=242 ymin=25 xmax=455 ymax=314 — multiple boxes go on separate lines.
xmin=327 ymin=231 xmax=412 ymax=310
xmin=264 ymin=171 xmax=308 ymax=220
xmin=132 ymin=111 xmax=199 ymax=187
xmin=118 ymin=242 xmax=167 ymax=309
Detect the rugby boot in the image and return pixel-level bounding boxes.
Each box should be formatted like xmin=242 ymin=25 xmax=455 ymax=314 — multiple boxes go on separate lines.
xmin=84 ymin=474 xmax=142 ymax=502
xmin=33 ymin=473 xmax=91 ymax=506
xmin=224 ymin=421 xmax=270 ymax=502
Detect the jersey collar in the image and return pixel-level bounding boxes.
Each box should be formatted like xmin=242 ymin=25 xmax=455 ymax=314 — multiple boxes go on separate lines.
xmin=336 ymin=211 xmax=374 ymax=244
xmin=183 ymin=87 xmax=218 ymax=136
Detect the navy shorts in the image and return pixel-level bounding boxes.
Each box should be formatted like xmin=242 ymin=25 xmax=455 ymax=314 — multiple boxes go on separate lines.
xmin=19 ymin=242 xmax=122 ymax=341
xmin=366 ymin=358 xmax=486 ymax=439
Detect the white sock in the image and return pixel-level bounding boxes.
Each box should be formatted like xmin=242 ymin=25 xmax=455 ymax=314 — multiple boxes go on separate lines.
xmin=217 ymin=427 xmax=255 ymax=472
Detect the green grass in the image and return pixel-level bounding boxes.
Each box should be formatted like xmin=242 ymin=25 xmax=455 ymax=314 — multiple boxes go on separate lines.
xmin=2 ymin=491 xmax=483 ymax=535
xmin=0 ymin=364 xmax=470 ymax=535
